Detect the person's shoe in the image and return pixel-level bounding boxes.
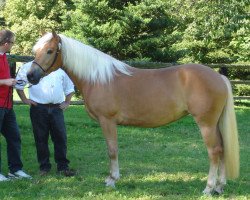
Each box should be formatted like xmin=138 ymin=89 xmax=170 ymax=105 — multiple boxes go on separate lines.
xmin=57 ymin=168 xmax=76 ymax=177
xmin=8 ymin=170 xmax=32 ymax=179
xmin=40 ymin=170 xmax=50 ymax=176
xmin=0 ymin=173 xmax=9 ymax=181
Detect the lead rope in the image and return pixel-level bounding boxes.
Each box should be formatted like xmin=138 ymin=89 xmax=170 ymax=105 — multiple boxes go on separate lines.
xmin=15 ymin=66 xmax=33 ymax=89
xmin=2 ymin=64 xmax=32 ymax=108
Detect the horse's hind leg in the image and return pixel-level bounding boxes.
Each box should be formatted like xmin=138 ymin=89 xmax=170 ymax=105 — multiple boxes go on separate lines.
xmin=215 ymin=157 xmax=226 ymax=194
xmin=99 ymin=117 xmax=120 ymax=187
xmin=197 ymin=123 xmax=223 ymax=195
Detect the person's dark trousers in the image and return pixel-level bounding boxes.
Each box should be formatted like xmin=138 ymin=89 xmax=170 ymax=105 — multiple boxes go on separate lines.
xmin=30 ymin=104 xmax=69 ymax=172
xmin=0 ymin=108 xmax=23 ymax=173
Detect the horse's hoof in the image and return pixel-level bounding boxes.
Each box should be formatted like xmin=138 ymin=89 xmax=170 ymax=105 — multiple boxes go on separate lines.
xmin=214 ymin=186 xmax=224 ymax=195
xmin=202 ymin=187 xmax=213 ymax=196
xmin=203 ymin=191 xmax=212 ymax=196
xmin=105 ymin=176 xmax=116 ymax=188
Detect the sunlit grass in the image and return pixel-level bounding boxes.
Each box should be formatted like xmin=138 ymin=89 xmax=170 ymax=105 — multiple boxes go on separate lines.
xmin=0 ymin=105 xmax=249 ymax=199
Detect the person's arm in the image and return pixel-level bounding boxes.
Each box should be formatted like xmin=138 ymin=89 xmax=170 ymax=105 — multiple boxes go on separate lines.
xmin=59 ymin=92 xmax=74 ymax=110
xmin=0 ymin=78 xmax=17 ymax=86
xmin=60 ymin=70 xmax=75 ymax=110
xmin=16 ymin=89 xmax=37 ymax=106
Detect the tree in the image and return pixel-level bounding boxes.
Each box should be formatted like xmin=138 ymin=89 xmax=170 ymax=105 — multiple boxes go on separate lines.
xmin=171 ymin=0 xmax=250 ymax=63
xmin=64 ymin=0 xmax=180 ymax=62
xmin=2 ymin=0 xmax=74 ymax=55
xmin=0 ymin=0 xmax=6 ymax=26
xmin=1 ymin=0 xmax=249 ymax=64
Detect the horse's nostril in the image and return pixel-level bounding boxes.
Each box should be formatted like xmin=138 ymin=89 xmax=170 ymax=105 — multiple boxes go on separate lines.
xmin=27 ymin=73 xmax=35 ymax=82
xmin=27 ymin=72 xmax=40 ymax=85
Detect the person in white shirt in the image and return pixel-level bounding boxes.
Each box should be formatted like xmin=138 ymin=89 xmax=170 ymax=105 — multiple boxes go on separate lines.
xmin=15 ymin=61 xmax=75 ymax=177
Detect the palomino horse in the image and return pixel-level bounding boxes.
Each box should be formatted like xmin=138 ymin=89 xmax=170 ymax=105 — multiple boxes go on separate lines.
xmin=27 ymin=31 xmax=239 ymax=195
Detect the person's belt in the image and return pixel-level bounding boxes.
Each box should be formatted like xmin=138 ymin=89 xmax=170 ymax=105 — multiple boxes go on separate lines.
xmin=37 ymin=103 xmax=60 ymax=107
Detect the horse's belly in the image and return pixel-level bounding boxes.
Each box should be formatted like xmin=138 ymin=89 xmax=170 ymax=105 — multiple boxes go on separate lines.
xmin=118 ymin=104 xmax=188 ymax=128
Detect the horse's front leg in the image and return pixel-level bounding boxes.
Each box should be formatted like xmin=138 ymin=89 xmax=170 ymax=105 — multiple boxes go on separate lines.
xmin=99 ymin=117 xmax=119 ymax=187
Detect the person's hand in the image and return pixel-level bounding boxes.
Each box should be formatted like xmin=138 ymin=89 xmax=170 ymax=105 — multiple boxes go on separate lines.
xmin=59 ymin=101 xmax=70 ymax=110
xmin=23 ymin=99 xmax=37 ymax=106
xmin=4 ymin=78 xmax=17 ymax=86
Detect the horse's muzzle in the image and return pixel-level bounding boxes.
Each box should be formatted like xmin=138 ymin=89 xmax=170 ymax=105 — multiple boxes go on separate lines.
xmin=27 ymin=69 xmax=43 ymax=85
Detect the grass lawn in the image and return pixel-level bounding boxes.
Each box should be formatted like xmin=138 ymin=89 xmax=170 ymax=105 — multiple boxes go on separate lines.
xmin=0 ymin=105 xmax=249 ymax=200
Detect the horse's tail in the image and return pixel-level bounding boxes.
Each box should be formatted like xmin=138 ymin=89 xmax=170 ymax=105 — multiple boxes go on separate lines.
xmin=219 ymin=75 xmax=239 ymax=179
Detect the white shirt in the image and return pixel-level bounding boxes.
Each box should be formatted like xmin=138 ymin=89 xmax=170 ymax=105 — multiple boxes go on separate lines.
xmin=15 ymin=62 xmax=74 ymax=104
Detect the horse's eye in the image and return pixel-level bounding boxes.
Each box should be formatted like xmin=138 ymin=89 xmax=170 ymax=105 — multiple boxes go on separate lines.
xmin=47 ymin=50 xmax=53 ymax=54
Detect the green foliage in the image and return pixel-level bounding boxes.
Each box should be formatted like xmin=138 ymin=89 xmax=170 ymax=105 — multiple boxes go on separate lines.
xmin=172 ymin=0 xmax=250 ymax=63
xmin=230 ymin=27 xmax=250 ymax=63
xmin=2 ymin=0 xmax=73 ymax=55
xmin=229 ymin=68 xmax=250 ymax=80
xmin=234 ymin=84 xmax=250 ymax=96
xmin=1 ymin=0 xmax=249 ymax=63
xmin=64 ymin=0 xmax=179 ymax=62
xmin=230 ymin=67 xmax=250 ymax=97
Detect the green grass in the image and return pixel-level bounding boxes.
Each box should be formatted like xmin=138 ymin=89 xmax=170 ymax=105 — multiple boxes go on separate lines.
xmin=0 ymin=105 xmax=249 ymax=200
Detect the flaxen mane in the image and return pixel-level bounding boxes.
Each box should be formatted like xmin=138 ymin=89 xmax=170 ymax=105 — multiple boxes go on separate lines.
xmin=33 ymin=33 xmax=131 ymax=84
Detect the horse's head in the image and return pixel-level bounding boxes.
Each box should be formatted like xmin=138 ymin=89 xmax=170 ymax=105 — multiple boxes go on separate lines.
xmin=27 ymin=30 xmax=62 ymax=84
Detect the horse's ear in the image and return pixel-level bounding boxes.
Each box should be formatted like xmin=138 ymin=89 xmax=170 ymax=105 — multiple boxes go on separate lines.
xmin=52 ymin=30 xmax=58 ymax=38
xmin=40 ymin=30 xmax=47 ymax=36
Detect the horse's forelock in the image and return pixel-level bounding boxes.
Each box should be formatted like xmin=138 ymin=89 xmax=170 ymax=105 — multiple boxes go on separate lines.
xmin=33 ymin=33 xmax=53 ymax=53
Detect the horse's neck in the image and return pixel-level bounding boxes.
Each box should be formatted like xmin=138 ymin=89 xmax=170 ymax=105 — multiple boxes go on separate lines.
xmin=62 ymin=67 xmax=88 ymax=96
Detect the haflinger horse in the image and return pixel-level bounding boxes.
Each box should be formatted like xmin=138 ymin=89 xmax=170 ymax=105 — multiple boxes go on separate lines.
xmin=27 ymin=31 xmax=239 ymax=195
